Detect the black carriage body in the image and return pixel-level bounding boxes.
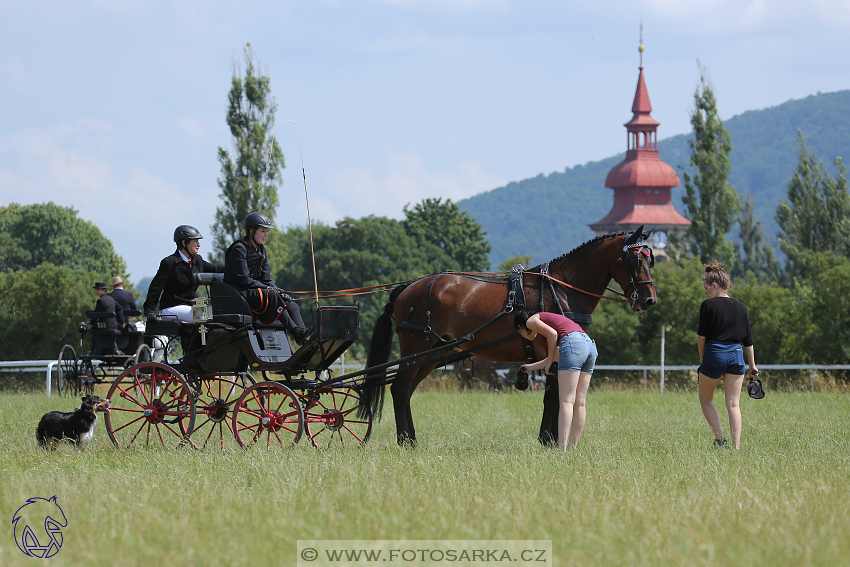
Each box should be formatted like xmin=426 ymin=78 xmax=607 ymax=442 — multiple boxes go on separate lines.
xmin=146 ymin=274 xmax=359 ymax=378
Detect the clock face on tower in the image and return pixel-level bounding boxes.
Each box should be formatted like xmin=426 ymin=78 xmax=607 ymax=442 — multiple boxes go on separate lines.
xmin=652 ymin=230 xmax=668 ymax=249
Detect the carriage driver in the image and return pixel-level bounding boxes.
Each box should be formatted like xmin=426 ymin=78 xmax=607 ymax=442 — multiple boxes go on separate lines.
xmin=143 ymin=225 xmax=224 ymax=324
xmin=224 ymin=212 xmax=313 ymax=344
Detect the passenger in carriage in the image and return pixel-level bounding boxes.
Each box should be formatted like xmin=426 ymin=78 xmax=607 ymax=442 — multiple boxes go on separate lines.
xmin=143 ymin=225 xmax=224 ymax=324
xmin=92 ymin=281 xmax=124 ymax=355
xmin=224 ymin=212 xmax=313 ymax=345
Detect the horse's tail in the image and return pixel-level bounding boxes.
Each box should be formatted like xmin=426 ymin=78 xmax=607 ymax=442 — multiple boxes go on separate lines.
xmin=358 ymin=283 xmax=409 ymax=421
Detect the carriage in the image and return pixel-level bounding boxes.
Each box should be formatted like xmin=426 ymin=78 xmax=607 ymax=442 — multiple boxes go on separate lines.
xmin=59 ymin=225 xmax=657 ymax=450
xmin=55 ymin=307 xmax=155 ymax=397
xmin=101 ymin=273 xmax=371 ymax=450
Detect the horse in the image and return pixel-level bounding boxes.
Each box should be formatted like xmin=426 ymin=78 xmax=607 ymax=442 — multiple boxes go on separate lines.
xmin=360 ymin=226 xmax=658 ymax=446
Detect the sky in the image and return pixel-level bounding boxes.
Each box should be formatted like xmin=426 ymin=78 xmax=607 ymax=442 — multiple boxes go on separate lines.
xmin=1 ymin=0 xmax=848 ymax=281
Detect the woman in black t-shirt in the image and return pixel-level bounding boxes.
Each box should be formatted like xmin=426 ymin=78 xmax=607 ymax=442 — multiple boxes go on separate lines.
xmin=697 ymin=261 xmax=759 ymax=450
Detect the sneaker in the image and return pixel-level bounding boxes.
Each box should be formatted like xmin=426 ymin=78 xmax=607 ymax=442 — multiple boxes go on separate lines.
xmin=514 ymin=370 xmax=529 ymax=391
xmin=713 ymin=438 xmax=729 ymax=448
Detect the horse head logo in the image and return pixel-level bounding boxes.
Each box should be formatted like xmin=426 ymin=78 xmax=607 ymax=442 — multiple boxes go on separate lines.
xmin=12 ymin=496 xmax=67 ymax=558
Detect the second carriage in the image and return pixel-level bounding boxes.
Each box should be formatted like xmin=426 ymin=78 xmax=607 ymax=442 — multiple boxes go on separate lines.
xmin=104 ymin=273 xmax=372 ymax=450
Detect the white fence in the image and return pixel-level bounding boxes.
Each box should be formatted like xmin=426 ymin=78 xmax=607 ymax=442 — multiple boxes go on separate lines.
xmin=2 ymin=358 xmax=849 ymax=397
xmin=0 ymin=360 xmax=58 ymax=396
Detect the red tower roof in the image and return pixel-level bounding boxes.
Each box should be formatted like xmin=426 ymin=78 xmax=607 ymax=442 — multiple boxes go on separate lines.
xmin=590 ymin=57 xmax=690 ymax=232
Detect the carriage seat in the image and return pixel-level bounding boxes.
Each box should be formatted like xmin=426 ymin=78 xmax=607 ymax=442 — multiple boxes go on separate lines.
xmin=194 ymin=273 xmax=255 ymax=326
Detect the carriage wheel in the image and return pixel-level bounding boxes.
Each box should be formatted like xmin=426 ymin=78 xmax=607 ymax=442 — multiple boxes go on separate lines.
xmin=56 ymin=345 xmax=78 ymax=396
xmin=78 ymin=359 xmax=106 ymax=395
xmin=105 ymin=362 xmax=196 ymax=449
xmin=304 ymin=387 xmax=373 ymax=448
xmin=232 ymin=381 xmax=304 ymax=449
xmin=164 ymin=337 xmax=183 ymax=365
xmin=134 ymin=344 xmax=153 ymax=365
xmin=179 ymin=376 xmax=246 ymax=451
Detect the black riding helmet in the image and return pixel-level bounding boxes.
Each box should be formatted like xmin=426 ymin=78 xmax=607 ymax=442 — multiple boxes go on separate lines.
xmin=174 ymin=225 xmax=202 ymax=253
xmin=244 ymin=212 xmax=274 ymax=230
xmin=174 ymin=225 xmax=203 ymax=243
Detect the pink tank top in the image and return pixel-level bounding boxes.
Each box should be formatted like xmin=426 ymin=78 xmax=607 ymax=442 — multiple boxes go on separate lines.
xmin=537 ymin=312 xmax=583 ymax=342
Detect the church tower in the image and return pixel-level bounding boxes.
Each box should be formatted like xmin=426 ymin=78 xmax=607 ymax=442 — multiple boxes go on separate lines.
xmin=589 ymin=44 xmax=690 ymax=262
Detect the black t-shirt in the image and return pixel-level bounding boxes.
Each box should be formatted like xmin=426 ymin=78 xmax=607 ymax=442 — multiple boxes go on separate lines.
xmin=697 ymin=296 xmax=754 ymax=346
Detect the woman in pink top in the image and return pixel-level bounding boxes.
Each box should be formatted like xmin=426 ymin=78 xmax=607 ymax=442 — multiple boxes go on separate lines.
xmin=514 ymin=308 xmax=598 ymax=451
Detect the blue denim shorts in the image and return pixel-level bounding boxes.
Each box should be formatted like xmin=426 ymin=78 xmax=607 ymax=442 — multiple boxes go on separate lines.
xmin=700 ymin=340 xmax=745 ymax=379
xmin=558 ymin=332 xmax=598 ymax=373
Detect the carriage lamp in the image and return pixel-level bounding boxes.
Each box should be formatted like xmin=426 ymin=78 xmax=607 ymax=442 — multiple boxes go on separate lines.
xmin=192 ymin=297 xmax=213 ymax=345
xmin=78 ymin=322 xmax=88 ymax=347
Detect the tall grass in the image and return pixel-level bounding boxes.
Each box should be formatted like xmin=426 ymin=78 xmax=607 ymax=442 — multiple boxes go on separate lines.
xmin=1 ymin=389 xmax=848 ymax=566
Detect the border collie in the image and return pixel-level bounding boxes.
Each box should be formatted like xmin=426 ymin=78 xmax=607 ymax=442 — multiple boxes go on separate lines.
xmin=36 ymin=394 xmax=110 ymax=452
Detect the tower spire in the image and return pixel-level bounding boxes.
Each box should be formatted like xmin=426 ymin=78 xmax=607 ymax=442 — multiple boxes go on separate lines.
xmin=639 ymin=22 xmax=644 ymax=69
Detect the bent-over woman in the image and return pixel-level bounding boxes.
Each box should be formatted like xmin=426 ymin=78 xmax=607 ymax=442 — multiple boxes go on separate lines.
xmin=698 ymin=261 xmax=759 ymax=450
xmin=224 ymin=212 xmax=312 ymax=344
xmin=515 ymin=308 xmax=598 ymax=451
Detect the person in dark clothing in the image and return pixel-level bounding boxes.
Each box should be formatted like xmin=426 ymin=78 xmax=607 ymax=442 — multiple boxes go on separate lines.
xmin=92 ymin=281 xmax=124 ymax=355
xmin=224 ymin=212 xmax=313 ymax=344
xmin=697 ymin=261 xmax=759 ymax=450
xmin=109 ymin=276 xmax=137 ymax=351
xmin=109 ymin=276 xmax=137 ymax=315
xmin=143 ymin=225 xmax=224 ymax=323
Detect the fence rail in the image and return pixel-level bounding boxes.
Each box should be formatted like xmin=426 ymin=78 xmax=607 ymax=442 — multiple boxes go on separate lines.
xmin=2 ymin=359 xmax=848 ymax=396
xmin=0 ymin=360 xmax=58 ymax=396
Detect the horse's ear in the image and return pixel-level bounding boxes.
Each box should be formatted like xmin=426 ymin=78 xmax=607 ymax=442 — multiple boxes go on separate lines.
xmin=627 ymin=225 xmax=645 ymax=245
xmin=642 ymin=226 xmax=656 ymax=241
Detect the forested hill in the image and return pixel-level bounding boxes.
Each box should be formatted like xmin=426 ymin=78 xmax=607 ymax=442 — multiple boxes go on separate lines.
xmin=459 ymin=89 xmax=850 ymax=268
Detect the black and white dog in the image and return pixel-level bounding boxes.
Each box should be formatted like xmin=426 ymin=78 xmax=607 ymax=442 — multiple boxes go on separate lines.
xmin=36 ymin=393 xmax=111 ymax=452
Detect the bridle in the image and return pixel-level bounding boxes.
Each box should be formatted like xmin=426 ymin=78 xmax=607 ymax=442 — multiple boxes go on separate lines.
xmin=617 ymin=242 xmax=656 ymax=309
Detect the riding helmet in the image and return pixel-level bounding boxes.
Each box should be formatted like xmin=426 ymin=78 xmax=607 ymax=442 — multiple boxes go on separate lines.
xmin=173 ymin=225 xmax=203 ymax=243
xmin=244 ymin=212 xmax=274 ymax=230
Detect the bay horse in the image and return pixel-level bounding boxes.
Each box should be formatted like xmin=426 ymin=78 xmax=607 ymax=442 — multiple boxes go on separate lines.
xmin=360 ymin=226 xmax=657 ymax=446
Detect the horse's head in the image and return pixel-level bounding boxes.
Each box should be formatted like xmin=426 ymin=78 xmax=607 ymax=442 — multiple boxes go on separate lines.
xmin=612 ymin=225 xmax=657 ymax=312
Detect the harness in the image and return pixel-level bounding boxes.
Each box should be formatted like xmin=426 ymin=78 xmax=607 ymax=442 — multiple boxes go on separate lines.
xmin=389 ymin=240 xmax=655 ymax=376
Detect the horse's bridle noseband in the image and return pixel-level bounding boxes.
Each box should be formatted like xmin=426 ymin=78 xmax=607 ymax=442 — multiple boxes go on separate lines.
xmin=617 ymin=242 xmax=655 ymax=308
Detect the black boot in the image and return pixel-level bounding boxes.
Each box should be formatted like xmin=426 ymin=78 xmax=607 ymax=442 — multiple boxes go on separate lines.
xmin=292 ymin=326 xmax=314 ymax=345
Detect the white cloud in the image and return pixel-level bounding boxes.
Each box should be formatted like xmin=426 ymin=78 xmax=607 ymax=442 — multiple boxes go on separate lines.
xmin=0 ymin=119 xmax=205 ymax=280
xmin=177 ymin=117 xmax=205 ymax=140
xmin=314 ymin=154 xmax=505 ymax=223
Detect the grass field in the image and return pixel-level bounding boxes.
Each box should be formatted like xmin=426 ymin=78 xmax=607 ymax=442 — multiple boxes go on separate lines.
xmin=1 ymin=387 xmax=848 ymax=566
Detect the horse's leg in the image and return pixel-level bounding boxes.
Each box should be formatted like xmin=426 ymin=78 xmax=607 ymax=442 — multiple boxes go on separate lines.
xmin=390 ymin=369 xmax=418 ymax=447
xmin=539 ymin=373 xmax=560 ymax=445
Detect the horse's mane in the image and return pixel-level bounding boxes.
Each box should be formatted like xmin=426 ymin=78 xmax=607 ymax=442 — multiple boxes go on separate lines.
xmin=530 ymin=231 xmax=627 ymax=272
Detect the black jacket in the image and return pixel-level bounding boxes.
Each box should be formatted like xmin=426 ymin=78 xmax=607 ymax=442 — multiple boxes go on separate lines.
xmin=109 ymin=288 xmax=138 ymax=314
xmin=224 ymin=237 xmax=276 ymax=292
xmin=92 ymin=293 xmax=124 ymax=331
xmin=143 ymin=251 xmax=224 ymax=315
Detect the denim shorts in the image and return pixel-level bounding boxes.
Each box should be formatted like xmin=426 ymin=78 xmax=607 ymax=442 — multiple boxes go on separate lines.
xmin=700 ymin=340 xmax=745 ymax=379
xmin=558 ymin=332 xmax=598 ymax=373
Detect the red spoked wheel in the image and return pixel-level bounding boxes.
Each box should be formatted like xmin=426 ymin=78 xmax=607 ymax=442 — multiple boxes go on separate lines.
xmin=303 ymin=387 xmax=373 ymax=448
xmin=105 ymin=362 xmax=196 ymax=449
xmin=180 ymin=375 xmax=247 ymax=451
xmin=232 ymin=381 xmax=304 ymax=449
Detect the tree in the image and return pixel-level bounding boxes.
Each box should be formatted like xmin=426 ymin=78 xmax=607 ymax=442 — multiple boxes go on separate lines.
xmin=680 ymin=64 xmax=741 ymax=267
xmin=497 ymin=254 xmax=532 ymax=272
xmin=277 ymin=216 xmax=448 ymax=357
xmin=402 ymin=198 xmax=491 ymax=272
xmin=212 ymin=43 xmax=284 ymax=260
xmin=775 ymin=131 xmax=850 ymax=277
xmin=0 ymin=202 xmax=128 ymax=277
xmin=0 ymin=264 xmax=108 ymax=362
xmin=736 ymin=193 xmax=779 ymax=283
